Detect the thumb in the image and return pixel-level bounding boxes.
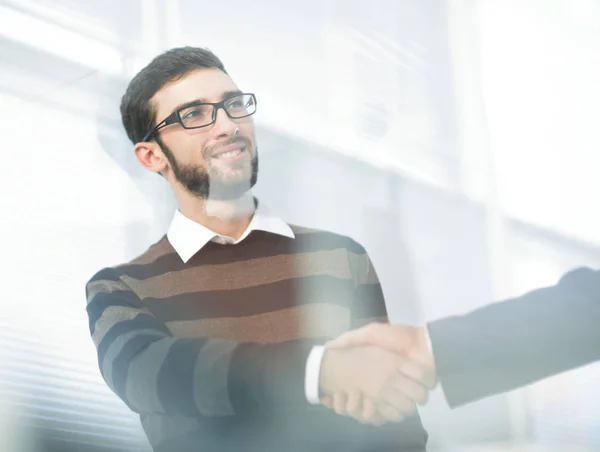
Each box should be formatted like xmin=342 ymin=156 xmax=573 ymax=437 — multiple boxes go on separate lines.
xmin=321 ymin=396 xmax=333 ymax=408
xmin=326 ymin=326 xmax=372 ymax=349
xmin=329 ymin=324 xmax=418 ymax=354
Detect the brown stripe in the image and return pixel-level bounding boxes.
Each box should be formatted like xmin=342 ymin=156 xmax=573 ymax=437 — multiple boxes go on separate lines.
xmin=121 ymin=249 xmax=353 ymax=299
xmin=128 ymin=226 xmax=331 ymax=268
xmin=142 ymin=275 xmax=354 ymax=321
xmin=165 ymin=304 xmax=351 ymax=343
xmin=116 ymin=230 xmax=363 ymax=280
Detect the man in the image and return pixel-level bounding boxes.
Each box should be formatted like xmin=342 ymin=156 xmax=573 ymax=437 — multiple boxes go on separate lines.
xmin=85 ymin=46 xmax=428 ymax=452
xmin=326 ymin=267 xmax=600 ymax=423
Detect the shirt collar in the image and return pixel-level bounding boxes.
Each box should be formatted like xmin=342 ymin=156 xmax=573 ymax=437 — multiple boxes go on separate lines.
xmin=167 ymin=200 xmax=295 ymax=263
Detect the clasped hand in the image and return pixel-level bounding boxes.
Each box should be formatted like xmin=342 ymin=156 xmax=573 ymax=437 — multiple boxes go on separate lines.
xmin=319 ymin=323 xmax=437 ymax=426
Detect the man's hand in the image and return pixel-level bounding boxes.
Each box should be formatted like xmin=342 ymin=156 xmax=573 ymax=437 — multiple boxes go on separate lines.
xmin=322 ymin=323 xmax=437 ymax=425
xmin=318 ymin=346 xmax=428 ymax=425
xmin=328 ymin=323 xmax=436 ymax=381
xmin=328 ymin=323 xmax=428 ymax=356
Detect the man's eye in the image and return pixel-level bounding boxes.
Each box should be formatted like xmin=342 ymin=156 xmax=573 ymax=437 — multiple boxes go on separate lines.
xmin=183 ymin=108 xmax=207 ymax=118
xmin=181 ymin=105 xmax=211 ymax=120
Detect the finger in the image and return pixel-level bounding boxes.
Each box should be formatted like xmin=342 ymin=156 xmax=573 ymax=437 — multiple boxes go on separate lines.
xmin=343 ymin=395 xmax=387 ymax=427
xmin=321 ymin=396 xmax=333 ymax=409
xmin=365 ymin=402 xmax=389 ymax=426
xmin=376 ymin=402 xmax=406 ymax=424
xmin=346 ymin=390 xmax=362 ymax=416
xmin=346 ymin=397 xmax=373 ymax=424
xmin=333 ymin=392 xmax=348 ymax=416
xmin=380 ymin=389 xmax=416 ymax=417
xmin=328 ymin=324 xmax=416 ymax=355
xmin=368 ymin=414 xmax=386 ymax=426
xmin=360 ymin=397 xmax=378 ymax=424
xmin=398 ymin=358 xmax=437 ymax=390
xmin=389 ymin=373 xmax=430 ymax=405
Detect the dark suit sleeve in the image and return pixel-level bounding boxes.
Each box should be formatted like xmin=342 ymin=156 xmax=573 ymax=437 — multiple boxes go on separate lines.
xmin=427 ymin=267 xmax=600 ymax=408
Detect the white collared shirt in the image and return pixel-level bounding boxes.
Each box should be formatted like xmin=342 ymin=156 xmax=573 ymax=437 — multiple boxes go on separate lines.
xmin=166 ymin=201 xmax=324 ymax=404
xmin=167 ymin=201 xmax=295 ymax=263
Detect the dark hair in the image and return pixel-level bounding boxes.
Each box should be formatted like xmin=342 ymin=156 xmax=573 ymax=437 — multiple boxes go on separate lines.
xmin=120 ymin=46 xmax=227 ymax=144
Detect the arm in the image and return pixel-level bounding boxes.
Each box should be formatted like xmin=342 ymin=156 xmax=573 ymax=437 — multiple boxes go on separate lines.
xmin=428 ymin=267 xmax=600 ymax=408
xmin=86 ymin=267 xmax=317 ymax=417
xmin=317 ymin=244 xmax=429 ymax=422
xmin=348 ymin=241 xmax=390 ymax=328
xmin=306 ymin=243 xmax=391 ymax=406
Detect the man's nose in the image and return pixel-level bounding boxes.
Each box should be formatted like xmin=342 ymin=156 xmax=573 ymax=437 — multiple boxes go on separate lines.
xmin=212 ymin=107 xmax=238 ymax=138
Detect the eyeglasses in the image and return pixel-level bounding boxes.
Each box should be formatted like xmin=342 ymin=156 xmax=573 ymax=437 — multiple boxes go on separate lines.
xmin=140 ymin=92 xmax=257 ymax=143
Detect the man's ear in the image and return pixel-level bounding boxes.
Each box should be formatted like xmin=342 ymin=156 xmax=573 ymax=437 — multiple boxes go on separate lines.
xmin=133 ymin=141 xmax=168 ymax=175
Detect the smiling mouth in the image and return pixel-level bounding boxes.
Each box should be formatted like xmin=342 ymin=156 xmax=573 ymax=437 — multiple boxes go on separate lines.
xmin=215 ymin=149 xmax=243 ymax=159
xmin=212 ymin=144 xmax=246 ymax=162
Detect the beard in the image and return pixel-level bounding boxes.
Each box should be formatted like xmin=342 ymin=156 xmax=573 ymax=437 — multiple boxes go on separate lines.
xmin=159 ymin=136 xmax=258 ymax=201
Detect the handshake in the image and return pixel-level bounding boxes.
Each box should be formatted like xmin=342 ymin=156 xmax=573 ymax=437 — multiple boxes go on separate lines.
xmin=319 ymin=323 xmax=437 ymax=426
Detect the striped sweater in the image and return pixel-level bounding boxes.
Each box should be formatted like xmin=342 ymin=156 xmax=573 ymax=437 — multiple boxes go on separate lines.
xmin=85 ymin=225 xmax=428 ymax=451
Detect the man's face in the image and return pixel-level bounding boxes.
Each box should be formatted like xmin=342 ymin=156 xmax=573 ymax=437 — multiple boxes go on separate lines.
xmin=150 ymin=68 xmax=258 ymax=200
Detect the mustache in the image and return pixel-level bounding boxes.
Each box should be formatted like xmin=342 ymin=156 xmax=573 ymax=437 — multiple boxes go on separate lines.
xmin=205 ymin=136 xmax=252 ymax=156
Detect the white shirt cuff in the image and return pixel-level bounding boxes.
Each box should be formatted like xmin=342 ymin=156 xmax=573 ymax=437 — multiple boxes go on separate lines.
xmin=305 ymin=345 xmax=326 ymax=404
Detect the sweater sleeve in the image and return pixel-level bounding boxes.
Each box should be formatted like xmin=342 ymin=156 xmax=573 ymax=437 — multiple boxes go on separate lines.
xmin=86 ymin=267 xmax=317 ymax=417
xmin=348 ymin=242 xmax=390 ymax=327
